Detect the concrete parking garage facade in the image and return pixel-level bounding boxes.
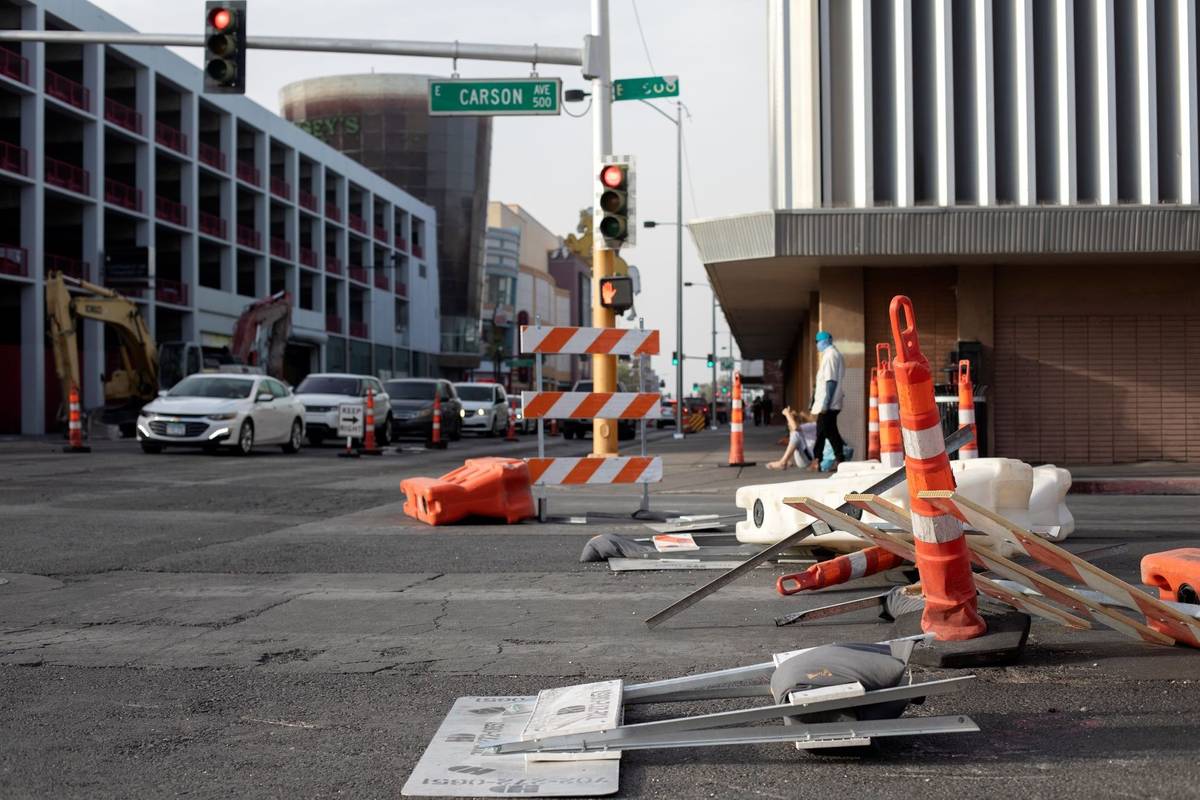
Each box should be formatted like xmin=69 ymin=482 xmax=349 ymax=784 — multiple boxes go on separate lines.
xmin=691 ymin=0 xmax=1200 ymax=465
xmin=0 ymin=0 xmax=440 ymax=435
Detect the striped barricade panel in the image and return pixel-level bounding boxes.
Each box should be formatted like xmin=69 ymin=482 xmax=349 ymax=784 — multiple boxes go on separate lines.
xmin=520 ymin=391 xmax=660 ymax=420
xmin=520 ymin=325 xmax=660 ymax=355
xmin=526 ymin=456 xmax=663 ymax=485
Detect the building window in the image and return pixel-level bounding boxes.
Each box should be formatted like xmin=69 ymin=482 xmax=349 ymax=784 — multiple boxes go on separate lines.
xmin=418 ymin=262 xmax=427 ymax=279
xmin=394 ymin=297 xmax=409 ymax=334
xmin=326 ymin=335 xmax=347 ymax=372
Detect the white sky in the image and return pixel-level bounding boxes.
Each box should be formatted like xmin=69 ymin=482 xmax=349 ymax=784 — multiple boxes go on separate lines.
xmin=90 ymin=0 xmax=770 ymax=389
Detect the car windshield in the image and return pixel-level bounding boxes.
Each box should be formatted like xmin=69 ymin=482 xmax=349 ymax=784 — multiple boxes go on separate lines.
xmin=167 ymin=376 xmax=255 ymax=399
xmin=296 ymin=376 xmax=360 ymax=396
xmin=456 ymin=386 xmax=494 ymax=402
xmin=385 ymin=381 xmax=436 ymax=400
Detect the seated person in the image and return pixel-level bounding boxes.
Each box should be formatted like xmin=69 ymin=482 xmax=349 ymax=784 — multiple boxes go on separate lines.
xmin=766 ymin=406 xmax=814 ymax=470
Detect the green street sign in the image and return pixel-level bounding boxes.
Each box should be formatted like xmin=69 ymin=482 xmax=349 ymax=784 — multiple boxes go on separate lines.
xmin=428 ymin=78 xmax=561 ymax=116
xmin=612 ymin=75 xmax=679 ymax=102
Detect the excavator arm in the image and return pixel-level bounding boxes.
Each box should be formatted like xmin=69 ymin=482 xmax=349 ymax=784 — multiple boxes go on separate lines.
xmin=230 ymin=291 xmax=292 ymax=379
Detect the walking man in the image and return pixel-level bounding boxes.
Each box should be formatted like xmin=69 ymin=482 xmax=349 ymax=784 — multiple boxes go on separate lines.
xmin=809 ymin=330 xmax=845 ymax=471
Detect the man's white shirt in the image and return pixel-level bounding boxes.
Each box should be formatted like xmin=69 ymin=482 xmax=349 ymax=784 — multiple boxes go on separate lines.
xmin=811 ymin=345 xmax=845 ymax=414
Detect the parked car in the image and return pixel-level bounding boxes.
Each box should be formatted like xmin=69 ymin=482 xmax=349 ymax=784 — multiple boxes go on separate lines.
xmin=385 ymin=378 xmax=463 ymax=442
xmin=508 ymin=395 xmax=535 ymax=434
xmin=294 ymin=373 xmax=391 ymax=447
xmin=454 ymin=382 xmax=509 ymax=436
xmin=561 ymin=380 xmax=637 ymax=441
xmin=136 ymin=373 xmax=305 ymax=456
xmin=657 ymin=398 xmax=677 ymax=429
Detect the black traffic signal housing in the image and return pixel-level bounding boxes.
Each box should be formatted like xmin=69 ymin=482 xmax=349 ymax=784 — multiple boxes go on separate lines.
xmin=671 ymin=351 xmax=679 ymax=367
xmin=204 ymin=1 xmax=246 ymax=94
xmin=596 ymin=155 xmax=635 ymax=249
xmin=706 ymin=354 xmax=715 ymax=368
xmin=598 ymin=276 xmax=634 ymax=314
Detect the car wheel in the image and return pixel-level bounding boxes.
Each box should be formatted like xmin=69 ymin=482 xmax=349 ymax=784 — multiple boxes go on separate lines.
xmin=236 ymin=420 xmax=254 ymax=456
xmin=282 ymin=419 xmax=303 ymax=454
xmin=140 ymin=442 xmax=162 ymax=454
xmin=378 ymin=415 xmax=393 ymax=446
xmin=563 ymin=428 xmax=575 ymax=440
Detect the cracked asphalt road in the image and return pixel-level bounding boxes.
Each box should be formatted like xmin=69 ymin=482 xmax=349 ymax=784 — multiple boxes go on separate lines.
xmin=2 ymin=430 xmax=1200 ymax=798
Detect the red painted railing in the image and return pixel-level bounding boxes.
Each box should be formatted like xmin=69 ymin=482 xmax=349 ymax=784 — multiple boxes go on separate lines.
xmin=104 ymin=177 xmax=142 ymax=211
xmin=325 ymin=254 xmax=342 ymax=274
xmin=349 ymin=320 xmax=368 ymax=339
xmin=155 ymin=121 xmax=188 ymax=155
xmin=325 ymin=202 xmax=341 ymax=222
xmin=348 ymin=265 xmax=367 ymax=284
xmin=348 ymin=213 xmax=367 ymax=234
xmin=236 ymin=224 xmax=261 ymax=250
xmin=394 ymin=235 xmax=408 ymax=251
xmin=270 ymin=176 xmax=291 ymax=200
xmin=0 ymin=140 xmax=28 ymax=176
xmin=0 ymin=244 xmax=26 ymax=277
xmin=374 ymin=269 xmax=388 ymax=290
xmin=45 ymin=69 xmax=90 ymax=112
xmin=394 ymin=281 xmax=407 ymax=298
xmin=104 ymin=97 xmax=142 ymax=135
xmin=374 ymin=224 xmax=388 ymax=242
xmin=412 ymin=243 xmax=424 ymax=259
xmin=269 ymin=237 xmax=291 ymax=260
xmin=198 ymin=142 xmax=226 ymax=172
xmin=155 ymin=195 xmax=188 ymax=226
xmin=46 ymin=157 xmax=89 ymax=195
xmin=236 ymin=160 xmax=260 ymax=186
xmin=299 ymin=189 xmax=318 ymax=212
xmin=0 ymin=48 xmax=29 ymax=85
xmin=45 ymin=252 xmax=89 ymax=281
xmin=198 ymin=210 xmax=227 ymax=239
xmin=299 ymin=247 xmax=318 ymax=268
xmin=325 ymin=315 xmax=342 ymax=333
xmin=155 ymin=278 xmax=188 ymax=306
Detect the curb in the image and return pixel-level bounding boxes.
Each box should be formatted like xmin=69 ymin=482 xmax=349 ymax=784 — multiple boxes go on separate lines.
xmin=1069 ymin=478 xmax=1200 ymax=496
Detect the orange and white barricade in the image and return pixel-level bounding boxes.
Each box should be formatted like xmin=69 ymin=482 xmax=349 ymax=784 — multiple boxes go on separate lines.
xmin=727 ymin=371 xmax=753 ymax=467
xmin=63 ymin=385 xmax=90 ymax=453
xmin=526 ymin=456 xmax=662 ymax=485
xmin=890 ymin=296 xmax=985 ymax=641
xmin=521 ymin=325 xmax=659 ymax=356
xmin=957 ymin=360 xmax=978 ymax=460
xmin=876 ymin=343 xmax=904 ymax=468
xmin=867 ymin=367 xmax=881 ymax=461
xmin=520 ymin=391 xmax=660 ymax=421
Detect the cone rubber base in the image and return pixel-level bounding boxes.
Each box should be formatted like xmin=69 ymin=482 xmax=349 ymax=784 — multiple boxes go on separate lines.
xmin=427 ymin=441 xmax=447 ymax=450
xmin=725 ymin=461 xmax=756 ymax=467
xmin=894 ymin=608 xmax=1029 ymax=668
xmin=337 ymin=450 xmax=361 ymax=459
xmin=63 ymin=445 xmax=91 ymax=453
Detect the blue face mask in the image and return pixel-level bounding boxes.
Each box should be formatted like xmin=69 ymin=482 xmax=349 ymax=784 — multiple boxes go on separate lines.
xmin=817 ymin=339 xmax=832 ymax=352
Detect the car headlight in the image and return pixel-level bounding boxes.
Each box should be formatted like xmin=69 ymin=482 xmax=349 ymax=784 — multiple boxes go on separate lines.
xmin=459 ymin=409 xmax=466 ymax=418
xmin=476 ymin=408 xmax=486 ymax=416
xmin=208 ymin=413 xmax=237 ymax=421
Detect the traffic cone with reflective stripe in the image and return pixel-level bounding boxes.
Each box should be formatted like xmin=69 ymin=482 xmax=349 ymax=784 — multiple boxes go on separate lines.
xmin=726 ymin=371 xmax=755 ymax=467
xmin=890 ymin=295 xmax=986 ymax=641
xmin=359 ymin=387 xmax=383 ymax=455
xmin=505 ymin=403 xmax=519 ymax=442
xmin=957 ymin=360 xmax=978 ymax=460
xmin=876 ymin=343 xmax=904 ymax=468
xmin=428 ymin=392 xmax=447 ymax=450
xmin=63 ymin=385 xmax=90 ymax=453
xmin=776 ymin=546 xmax=905 ymax=595
xmin=867 ymin=367 xmax=881 ymax=461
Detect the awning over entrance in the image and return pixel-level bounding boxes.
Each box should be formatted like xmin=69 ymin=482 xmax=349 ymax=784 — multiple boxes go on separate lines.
xmin=688 ymin=205 xmax=1200 ymax=359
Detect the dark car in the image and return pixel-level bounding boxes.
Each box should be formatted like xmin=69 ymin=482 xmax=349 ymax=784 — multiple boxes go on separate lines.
xmin=384 ymin=378 xmax=463 ymax=442
xmin=561 ymin=380 xmax=637 ymax=441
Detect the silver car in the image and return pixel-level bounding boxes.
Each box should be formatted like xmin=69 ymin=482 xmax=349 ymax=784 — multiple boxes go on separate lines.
xmin=136 ymin=374 xmax=305 ymax=455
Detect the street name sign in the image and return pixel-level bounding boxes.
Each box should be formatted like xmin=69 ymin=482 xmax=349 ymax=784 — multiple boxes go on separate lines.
xmin=612 ymin=75 xmax=679 ymax=102
xmin=337 ymin=403 xmax=363 ymax=438
xmin=428 ymin=78 xmax=561 ymax=116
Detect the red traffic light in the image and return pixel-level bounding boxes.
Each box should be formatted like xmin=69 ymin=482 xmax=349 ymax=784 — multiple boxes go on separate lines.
xmin=600 ymin=164 xmax=624 ymax=188
xmin=209 ymin=7 xmax=233 ymax=30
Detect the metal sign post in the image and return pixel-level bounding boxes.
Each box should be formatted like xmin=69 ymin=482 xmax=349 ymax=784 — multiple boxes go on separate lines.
xmin=638 ymin=316 xmax=650 ymax=514
xmin=534 ymin=316 xmax=546 ymax=522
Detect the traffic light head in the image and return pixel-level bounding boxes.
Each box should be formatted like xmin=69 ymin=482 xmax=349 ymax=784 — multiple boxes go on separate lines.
xmin=598 ymin=276 xmax=634 ymax=314
xmin=671 ymin=351 xmax=679 ymax=367
xmin=595 ymin=155 xmax=635 ymax=250
xmin=706 ymin=354 xmax=714 ymax=368
xmin=204 ymin=1 xmax=246 ymax=94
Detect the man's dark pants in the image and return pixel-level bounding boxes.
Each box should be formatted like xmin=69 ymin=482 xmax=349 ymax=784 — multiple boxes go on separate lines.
xmin=813 ymin=410 xmax=845 ymax=465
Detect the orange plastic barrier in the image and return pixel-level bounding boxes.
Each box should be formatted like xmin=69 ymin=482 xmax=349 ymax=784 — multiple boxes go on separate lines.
xmin=727 ymin=371 xmax=752 ymax=466
xmin=776 ymin=546 xmax=905 ymax=595
xmin=957 ymin=360 xmax=978 ymax=460
xmin=63 ymin=385 xmax=90 ymax=453
xmin=360 ymin=387 xmax=383 ymax=455
xmin=1141 ymin=548 xmax=1200 ymax=605
xmin=401 ymin=457 xmax=536 ymax=526
xmin=867 ymin=367 xmax=881 ymax=461
xmin=876 ymin=344 xmax=903 ymax=468
xmin=890 ymin=296 xmax=986 ymax=641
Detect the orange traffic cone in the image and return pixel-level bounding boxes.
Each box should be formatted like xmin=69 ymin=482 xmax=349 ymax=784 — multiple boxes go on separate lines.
xmin=359 ymin=387 xmax=383 ymax=455
xmin=726 ymin=371 xmax=754 ymax=467
xmin=890 ymin=296 xmax=985 ymax=641
xmin=549 ymin=418 xmax=559 ymax=437
xmin=957 ymin=359 xmax=978 ymax=460
xmin=777 ymin=546 xmax=906 ymax=595
xmin=428 ymin=392 xmax=447 ymax=450
xmin=867 ymin=366 xmax=881 ymax=461
xmin=505 ymin=403 xmax=519 ymax=442
xmin=876 ymin=343 xmax=904 ymax=468
xmin=63 ymin=385 xmax=90 ymax=453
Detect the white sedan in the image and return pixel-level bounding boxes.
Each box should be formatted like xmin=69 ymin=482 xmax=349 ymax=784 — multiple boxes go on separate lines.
xmin=136 ymin=374 xmax=305 ymax=455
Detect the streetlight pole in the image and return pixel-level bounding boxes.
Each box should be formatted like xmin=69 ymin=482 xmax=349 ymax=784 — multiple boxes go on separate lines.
xmin=674 ymin=101 xmax=683 ymax=438
xmin=683 ymin=280 xmax=719 ymax=430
